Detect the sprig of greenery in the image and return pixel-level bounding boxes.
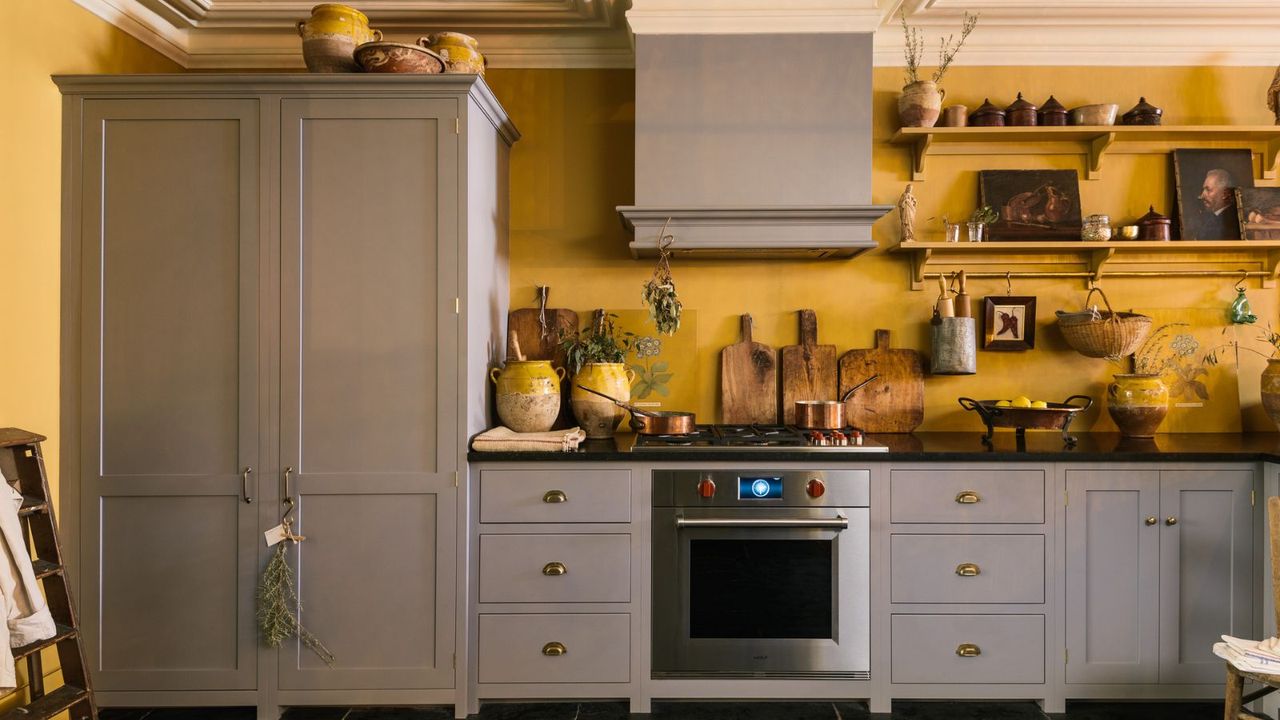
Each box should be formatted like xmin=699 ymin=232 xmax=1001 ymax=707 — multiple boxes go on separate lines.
xmin=900 ymin=10 xmax=924 ymax=85
xmin=932 ymin=12 xmax=978 ymax=85
xmin=900 ymin=10 xmax=978 ymax=86
xmin=257 ymin=543 xmax=335 ymax=667
xmin=970 ymin=205 xmax=998 ymax=224
xmin=560 ymin=311 xmax=634 ymax=377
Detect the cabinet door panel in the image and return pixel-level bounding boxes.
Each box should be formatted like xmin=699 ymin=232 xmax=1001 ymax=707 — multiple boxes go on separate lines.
xmin=78 ymin=99 xmax=260 ymax=692
xmin=278 ymin=98 xmax=458 ymax=691
xmin=1065 ymin=470 xmax=1159 ymax=684
xmin=1159 ymin=469 xmax=1253 ymax=684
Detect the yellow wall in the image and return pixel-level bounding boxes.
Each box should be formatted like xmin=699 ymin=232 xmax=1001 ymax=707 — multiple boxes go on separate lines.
xmin=486 ymin=66 xmax=1280 ymax=433
xmin=0 ymin=0 xmax=181 ymax=501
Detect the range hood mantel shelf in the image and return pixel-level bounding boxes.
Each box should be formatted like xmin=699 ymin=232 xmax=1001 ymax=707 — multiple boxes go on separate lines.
xmin=619 ymin=205 xmax=894 ymax=259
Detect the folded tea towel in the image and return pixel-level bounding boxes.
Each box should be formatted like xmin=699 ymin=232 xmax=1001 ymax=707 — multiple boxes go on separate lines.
xmin=472 ymin=426 xmax=587 ymax=453
xmin=1214 ymin=635 xmax=1280 ymax=675
xmin=0 ymin=475 xmax=57 ymax=691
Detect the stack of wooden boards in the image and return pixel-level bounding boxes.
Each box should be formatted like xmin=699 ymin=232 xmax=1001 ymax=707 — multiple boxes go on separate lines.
xmin=722 ymin=312 xmax=924 ymax=433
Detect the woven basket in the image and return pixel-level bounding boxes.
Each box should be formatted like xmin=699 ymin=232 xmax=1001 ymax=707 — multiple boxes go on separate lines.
xmin=1055 ymin=287 xmax=1152 ymax=359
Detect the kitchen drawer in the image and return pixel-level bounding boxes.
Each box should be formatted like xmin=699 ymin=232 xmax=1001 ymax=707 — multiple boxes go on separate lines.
xmin=890 ymin=534 xmax=1044 ymax=604
xmin=890 ymin=470 xmax=1044 ymax=524
xmin=479 ymin=533 xmax=630 ymax=603
xmin=891 ymin=614 xmax=1044 ymax=684
xmin=480 ymin=469 xmax=631 ymax=524
xmin=478 ymin=613 xmax=630 ymax=684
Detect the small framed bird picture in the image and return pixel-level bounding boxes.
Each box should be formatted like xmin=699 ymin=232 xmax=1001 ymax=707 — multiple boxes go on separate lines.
xmin=983 ymin=296 xmax=1036 ymax=351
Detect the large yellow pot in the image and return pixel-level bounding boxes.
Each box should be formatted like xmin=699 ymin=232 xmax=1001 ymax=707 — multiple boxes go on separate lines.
xmin=490 ymin=360 xmax=564 ymax=433
xmin=297 ymin=4 xmax=382 ymax=73
xmin=570 ymin=363 xmax=635 ymax=439
xmin=420 ymin=31 xmax=486 ymax=75
xmin=1261 ymin=358 xmax=1280 ymax=430
xmin=1107 ymin=373 xmax=1169 ymax=438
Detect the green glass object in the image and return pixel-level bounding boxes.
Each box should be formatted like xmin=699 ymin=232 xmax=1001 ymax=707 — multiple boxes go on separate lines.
xmin=1231 ymin=287 xmax=1258 ymax=324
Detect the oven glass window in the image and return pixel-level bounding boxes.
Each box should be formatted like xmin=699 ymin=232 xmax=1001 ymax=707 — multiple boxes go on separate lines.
xmin=688 ymin=539 xmax=833 ymax=639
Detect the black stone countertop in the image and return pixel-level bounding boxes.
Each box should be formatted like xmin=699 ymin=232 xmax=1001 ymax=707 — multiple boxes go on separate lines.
xmin=468 ymin=432 xmax=1280 ymax=463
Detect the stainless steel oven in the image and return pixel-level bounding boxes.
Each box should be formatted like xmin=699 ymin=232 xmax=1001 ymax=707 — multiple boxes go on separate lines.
xmin=652 ymin=469 xmax=870 ymax=678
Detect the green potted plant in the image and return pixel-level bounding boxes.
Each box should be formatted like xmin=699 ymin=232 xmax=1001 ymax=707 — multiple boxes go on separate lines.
xmin=560 ymin=310 xmax=635 ymax=438
xmin=968 ymin=205 xmax=998 ymax=242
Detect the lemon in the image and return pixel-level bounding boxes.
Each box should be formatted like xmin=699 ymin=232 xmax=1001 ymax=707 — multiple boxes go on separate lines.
xmin=1011 ymin=396 xmax=1032 ymax=408
xmin=995 ymin=400 xmax=1012 ymax=408
xmin=1030 ymin=400 xmax=1048 ymax=409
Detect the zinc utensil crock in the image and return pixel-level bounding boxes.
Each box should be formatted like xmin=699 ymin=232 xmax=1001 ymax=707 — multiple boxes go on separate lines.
xmin=570 ymin=363 xmax=636 ymax=439
xmin=297 ymin=3 xmax=382 ymax=73
xmin=490 ymin=360 xmax=564 ymax=433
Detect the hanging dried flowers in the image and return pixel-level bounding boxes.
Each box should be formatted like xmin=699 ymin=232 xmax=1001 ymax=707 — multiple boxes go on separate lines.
xmin=642 ymin=218 xmax=683 ymax=335
xmin=257 ymin=500 xmax=335 ymax=666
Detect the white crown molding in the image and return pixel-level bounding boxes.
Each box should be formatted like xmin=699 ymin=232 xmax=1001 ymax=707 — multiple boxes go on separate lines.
xmin=626 ymin=0 xmax=884 ymax=34
xmin=73 ymin=0 xmax=192 ymax=66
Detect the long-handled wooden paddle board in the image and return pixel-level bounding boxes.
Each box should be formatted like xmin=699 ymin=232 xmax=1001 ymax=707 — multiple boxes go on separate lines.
xmin=721 ymin=314 xmax=778 ymax=424
xmin=838 ymin=329 xmax=924 ymax=433
xmin=780 ymin=309 xmax=837 ymax=425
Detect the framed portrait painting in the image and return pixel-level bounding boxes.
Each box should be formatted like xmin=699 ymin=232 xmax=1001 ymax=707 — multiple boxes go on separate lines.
xmin=1173 ymin=149 xmax=1254 ymax=240
xmin=978 ymin=169 xmax=1083 ymax=241
xmin=983 ymin=296 xmax=1036 ymax=351
xmin=1236 ymin=187 xmax=1280 ymax=240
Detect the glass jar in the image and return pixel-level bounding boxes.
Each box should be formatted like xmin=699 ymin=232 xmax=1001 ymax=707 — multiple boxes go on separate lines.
xmin=944 ymin=221 xmax=962 ymax=243
xmin=1082 ymin=214 xmax=1112 ymax=241
xmin=967 ymin=221 xmax=986 ymax=243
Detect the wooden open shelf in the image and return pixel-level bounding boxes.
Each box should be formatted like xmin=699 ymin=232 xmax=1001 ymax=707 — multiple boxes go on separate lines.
xmin=889 ymin=125 xmax=1280 ymax=181
xmin=890 ymin=239 xmax=1280 ymax=291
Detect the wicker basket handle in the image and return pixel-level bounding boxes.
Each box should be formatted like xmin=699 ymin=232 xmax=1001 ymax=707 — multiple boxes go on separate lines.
xmin=1082 ymin=286 xmax=1119 ymax=327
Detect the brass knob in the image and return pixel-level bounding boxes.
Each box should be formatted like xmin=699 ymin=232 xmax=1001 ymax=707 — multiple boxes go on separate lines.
xmin=542 ymin=642 xmax=566 ymax=657
xmin=955 ymin=563 xmax=981 ymax=577
xmin=542 ymin=561 xmax=567 ymax=576
xmin=1145 ymin=516 xmax=1158 ymax=526
xmin=955 ymin=491 xmax=981 ymax=505
xmin=543 ymin=489 xmax=567 ymax=504
xmin=956 ymin=643 xmax=981 ymax=658
xmin=1166 ymin=516 xmax=1178 ymax=526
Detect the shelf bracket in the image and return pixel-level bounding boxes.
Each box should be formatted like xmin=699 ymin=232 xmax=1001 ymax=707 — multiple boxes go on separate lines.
xmin=1266 ymin=138 xmax=1280 ymax=181
xmin=911 ymin=135 xmax=933 ymax=182
xmin=1087 ymin=133 xmax=1116 ymax=180
xmin=909 ymin=247 xmax=931 ymax=290
xmin=1089 ymin=247 xmax=1115 ymax=285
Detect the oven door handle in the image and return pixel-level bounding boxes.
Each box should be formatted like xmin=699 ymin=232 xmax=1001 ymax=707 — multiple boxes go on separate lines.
xmin=675 ymin=514 xmax=848 ymax=530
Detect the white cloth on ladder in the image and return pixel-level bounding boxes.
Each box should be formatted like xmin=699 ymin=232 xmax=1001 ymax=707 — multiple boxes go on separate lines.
xmin=0 ymin=481 xmax=56 ymax=691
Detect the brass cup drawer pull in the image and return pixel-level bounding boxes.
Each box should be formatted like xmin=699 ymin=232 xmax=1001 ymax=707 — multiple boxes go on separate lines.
xmin=955 ymin=491 xmax=981 ymax=504
xmin=542 ymin=641 xmax=567 ymax=657
xmin=543 ymin=489 xmax=568 ymax=504
xmin=955 ymin=563 xmax=981 ymax=577
xmin=956 ymin=643 xmax=982 ymax=658
xmin=542 ymin=561 xmax=567 ymax=576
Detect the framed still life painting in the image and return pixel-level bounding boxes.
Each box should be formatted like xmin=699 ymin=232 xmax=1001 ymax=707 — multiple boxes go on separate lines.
xmin=1173 ymin=148 xmax=1254 ymax=240
xmin=978 ymin=169 xmax=1084 ymax=241
xmin=982 ymin=296 xmax=1036 ymax=351
xmin=1236 ymin=187 xmax=1280 ymax=240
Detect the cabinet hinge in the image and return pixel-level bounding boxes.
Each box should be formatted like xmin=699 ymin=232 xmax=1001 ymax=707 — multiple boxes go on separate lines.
xmin=1065 ymin=649 xmax=1069 ymax=664
xmin=452 ymin=652 xmax=457 ymax=669
xmin=455 ymin=118 xmax=460 ymax=134
xmin=1252 ymin=489 xmax=1256 ymax=506
xmin=1064 ymin=490 xmax=1068 ymax=507
xmin=454 ymin=471 xmax=459 ymax=488
xmin=454 ymin=297 xmax=460 ymax=315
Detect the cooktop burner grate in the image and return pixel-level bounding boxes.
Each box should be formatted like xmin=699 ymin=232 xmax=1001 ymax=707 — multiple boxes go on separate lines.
xmin=632 ymin=425 xmax=888 ymax=452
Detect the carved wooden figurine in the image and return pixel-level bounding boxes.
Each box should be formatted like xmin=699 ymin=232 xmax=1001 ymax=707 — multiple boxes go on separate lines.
xmin=898 ymin=183 xmax=918 ymax=242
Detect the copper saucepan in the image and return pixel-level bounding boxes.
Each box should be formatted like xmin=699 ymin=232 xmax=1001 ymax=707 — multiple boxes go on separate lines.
xmin=575 ymin=384 xmax=697 ymax=435
xmin=794 ymin=374 xmax=879 ymax=430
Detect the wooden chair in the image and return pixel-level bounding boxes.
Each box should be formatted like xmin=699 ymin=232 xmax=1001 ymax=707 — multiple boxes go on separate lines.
xmin=1225 ymin=496 xmax=1280 ymax=719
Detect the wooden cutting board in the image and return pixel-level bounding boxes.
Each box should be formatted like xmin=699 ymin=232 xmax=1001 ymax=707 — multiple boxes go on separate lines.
xmin=721 ymin=314 xmax=778 ymax=424
xmin=506 ymin=291 xmax=578 ymax=429
xmin=838 ymin=329 xmax=924 ymax=433
xmin=780 ymin=309 xmax=838 ymax=425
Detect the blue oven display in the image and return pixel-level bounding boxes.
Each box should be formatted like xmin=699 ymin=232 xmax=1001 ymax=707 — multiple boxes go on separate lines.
xmin=738 ymin=476 xmax=783 ymax=500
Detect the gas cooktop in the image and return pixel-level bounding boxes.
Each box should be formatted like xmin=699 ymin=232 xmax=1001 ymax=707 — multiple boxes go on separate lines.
xmin=632 ymin=424 xmax=889 ymax=452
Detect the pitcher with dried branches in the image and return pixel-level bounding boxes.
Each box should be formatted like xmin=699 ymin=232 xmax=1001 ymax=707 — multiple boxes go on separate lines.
xmin=898 ymin=10 xmax=978 ymax=128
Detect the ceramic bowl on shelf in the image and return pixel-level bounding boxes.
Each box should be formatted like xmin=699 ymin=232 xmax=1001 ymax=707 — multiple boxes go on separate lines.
xmin=354 ymin=41 xmax=445 ymax=73
xmin=1070 ymin=103 xmax=1119 ymax=126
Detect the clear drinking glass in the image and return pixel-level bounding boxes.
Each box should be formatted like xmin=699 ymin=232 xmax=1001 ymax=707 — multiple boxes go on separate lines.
xmin=944 ymin=222 xmax=962 ymax=243
xmin=967 ymin=222 xmax=985 ymax=243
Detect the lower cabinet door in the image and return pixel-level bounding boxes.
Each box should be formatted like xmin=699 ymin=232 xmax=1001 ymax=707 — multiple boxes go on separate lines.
xmin=891 ymin=614 xmax=1044 ymax=684
xmin=478 ymin=614 xmax=630 ymax=684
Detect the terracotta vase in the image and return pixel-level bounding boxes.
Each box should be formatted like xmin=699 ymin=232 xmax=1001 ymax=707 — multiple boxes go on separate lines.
xmin=898 ymin=81 xmax=945 ymax=128
xmin=1260 ymin=358 xmax=1280 ymax=430
xmin=296 ymin=3 xmax=382 ymax=73
xmin=570 ymin=363 xmax=635 ymax=439
xmin=1107 ymin=373 xmax=1169 ymax=438
xmin=490 ymin=360 xmax=564 ymax=433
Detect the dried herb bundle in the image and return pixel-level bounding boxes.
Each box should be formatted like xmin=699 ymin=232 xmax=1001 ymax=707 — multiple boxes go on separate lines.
xmin=900 ymin=10 xmax=978 ymax=85
xmin=258 ymin=542 xmax=336 ymax=667
xmin=642 ymin=219 xmax=682 ymax=335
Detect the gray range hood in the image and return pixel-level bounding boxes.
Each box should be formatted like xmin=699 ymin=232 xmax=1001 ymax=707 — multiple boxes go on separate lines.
xmin=618 ymin=32 xmax=891 ymax=259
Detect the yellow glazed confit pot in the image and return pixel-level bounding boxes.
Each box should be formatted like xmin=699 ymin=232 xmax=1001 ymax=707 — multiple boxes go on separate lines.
xmin=570 ymin=363 xmax=635 ymax=439
xmin=297 ymin=3 xmax=383 ymax=73
xmin=491 ymin=360 xmax=564 ymax=433
xmin=1107 ymin=373 xmax=1169 ymax=438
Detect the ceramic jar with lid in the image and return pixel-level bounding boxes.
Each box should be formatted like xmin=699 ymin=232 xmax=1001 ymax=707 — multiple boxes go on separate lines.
xmin=1082 ymin=214 xmax=1112 ymax=241
xmin=969 ymin=99 xmax=1007 ymax=127
xmin=1136 ymin=205 xmax=1172 ymax=241
xmin=1122 ymin=97 xmax=1163 ymax=126
xmin=1006 ymin=93 xmax=1038 ymax=126
xmin=1038 ymin=95 xmax=1068 ymax=126
xmin=296 ymin=3 xmax=382 ymax=73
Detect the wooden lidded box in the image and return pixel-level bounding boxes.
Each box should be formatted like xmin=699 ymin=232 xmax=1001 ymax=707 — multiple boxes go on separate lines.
xmin=1038 ymin=96 xmax=1067 ymax=126
xmin=1136 ymin=205 xmax=1172 ymax=241
xmin=970 ymin=98 xmax=1007 ymax=127
xmin=1121 ymin=97 xmax=1163 ymax=126
xmin=1006 ymin=93 xmax=1038 ymax=126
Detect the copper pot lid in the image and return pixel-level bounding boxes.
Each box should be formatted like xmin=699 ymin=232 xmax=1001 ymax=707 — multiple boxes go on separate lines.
xmin=1123 ymin=96 xmax=1163 ymax=120
xmin=1006 ymin=92 xmax=1037 ymax=113
xmin=970 ymin=98 xmax=1006 ymax=118
xmin=1137 ymin=205 xmax=1171 ymax=226
xmin=1039 ymin=95 xmax=1067 ymax=114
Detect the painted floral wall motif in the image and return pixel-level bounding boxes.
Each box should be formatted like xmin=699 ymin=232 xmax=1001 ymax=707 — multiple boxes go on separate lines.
xmin=1130 ymin=308 xmax=1243 ymax=433
xmin=610 ymin=309 xmax=699 ymax=413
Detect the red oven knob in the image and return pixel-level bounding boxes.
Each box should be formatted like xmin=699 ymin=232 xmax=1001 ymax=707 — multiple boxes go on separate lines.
xmin=806 ymin=478 xmax=826 ymax=498
xmin=697 ymin=477 xmax=717 ymax=499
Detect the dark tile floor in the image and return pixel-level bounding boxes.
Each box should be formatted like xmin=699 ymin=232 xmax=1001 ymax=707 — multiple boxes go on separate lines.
xmin=99 ymin=700 xmax=1225 ymax=719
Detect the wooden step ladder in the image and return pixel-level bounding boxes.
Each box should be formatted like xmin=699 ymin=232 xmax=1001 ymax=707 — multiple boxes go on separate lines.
xmin=0 ymin=429 xmax=95 ymax=720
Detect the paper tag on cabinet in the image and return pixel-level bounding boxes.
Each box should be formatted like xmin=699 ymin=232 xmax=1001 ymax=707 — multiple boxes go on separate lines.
xmin=264 ymin=524 xmax=288 ymax=547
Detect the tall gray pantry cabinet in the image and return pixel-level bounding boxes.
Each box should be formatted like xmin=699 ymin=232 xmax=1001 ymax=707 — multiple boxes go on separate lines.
xmin=56 ymin=75 xmax=516 ymax=716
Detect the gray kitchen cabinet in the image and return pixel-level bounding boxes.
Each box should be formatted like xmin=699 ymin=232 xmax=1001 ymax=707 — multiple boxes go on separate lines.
xmin=1065 ymin=468 xmax=1253 ymax=686
xmin=58 ymin=76 xmax=516 ymax=714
